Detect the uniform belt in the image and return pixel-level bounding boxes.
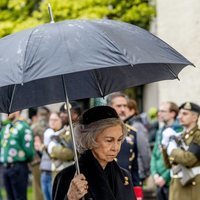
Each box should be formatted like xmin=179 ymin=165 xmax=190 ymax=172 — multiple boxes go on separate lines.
xmin=171 ymin=166 xmax=200 ymax=178
xmin=41 ymin=170 xmax=52 ymax=174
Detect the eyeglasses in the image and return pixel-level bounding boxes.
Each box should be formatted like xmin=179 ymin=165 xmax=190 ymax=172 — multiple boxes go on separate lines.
xmin=158 ymin=110 xmax=169 ymax=113
xmin=49 ymin=118 xmax=60 ymax=121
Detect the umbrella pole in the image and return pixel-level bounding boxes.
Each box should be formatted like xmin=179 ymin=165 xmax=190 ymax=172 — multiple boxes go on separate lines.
xmin=46 ymin=10 xmax=82 ymax=177
xmin=63 ymin=86 xmax=86 ymax=200
xmin=61 ymin=76 xmax=80 ymax=175
xmin=65 ymin=97 xmax=81 ymax=174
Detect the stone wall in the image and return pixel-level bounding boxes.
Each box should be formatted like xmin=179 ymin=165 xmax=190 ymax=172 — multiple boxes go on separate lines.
xmin=156 ymin=0 xmax=200 ymax=106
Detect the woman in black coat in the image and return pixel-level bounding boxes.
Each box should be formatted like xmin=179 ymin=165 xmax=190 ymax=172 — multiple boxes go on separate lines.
xmin=52 ymin=106 xmax=136 ymax=200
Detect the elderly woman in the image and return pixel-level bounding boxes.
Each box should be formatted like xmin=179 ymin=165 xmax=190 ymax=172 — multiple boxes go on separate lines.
xmin=52 ymin=106 xmax=136 ymax=200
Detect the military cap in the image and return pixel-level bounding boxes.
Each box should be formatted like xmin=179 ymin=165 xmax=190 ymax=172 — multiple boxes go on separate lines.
xmin=60 ymin=101 xmax=82 ymax=115
xmin=179 ymin=102 xmax=200 ymax=114
xmin=80 ymin=106 xmax=119 ymax=125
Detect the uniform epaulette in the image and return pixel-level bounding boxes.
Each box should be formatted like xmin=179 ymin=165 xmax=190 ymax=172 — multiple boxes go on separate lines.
xmin=125 ymin=123 xmax=137 ymax=132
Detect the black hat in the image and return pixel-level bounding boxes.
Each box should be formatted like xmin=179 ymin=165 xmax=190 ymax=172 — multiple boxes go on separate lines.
xmin=80 ymin=106 xmax=119 ymax=125
xmin=179 ymin=102 xmax=200 ymax=114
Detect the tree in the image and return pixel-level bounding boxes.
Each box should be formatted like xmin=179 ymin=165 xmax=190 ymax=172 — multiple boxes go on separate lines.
xmin=0 ymin=0 xmax=41 ymax=36
xmin=0 ymin=0 xmax=155 ymax=37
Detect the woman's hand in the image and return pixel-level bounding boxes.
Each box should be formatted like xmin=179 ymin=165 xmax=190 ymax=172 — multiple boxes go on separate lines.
xmin=67 ymin=173 xmax=88 ymax=200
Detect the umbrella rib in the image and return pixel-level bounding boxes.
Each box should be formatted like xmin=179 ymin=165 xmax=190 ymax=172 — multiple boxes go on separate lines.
xmin=166 ymin=64 xmax=180 ymax=80
xmin=9 ymin=84 xmax=17 ymax=114
xmin=21 ymin=28 xmax=37 ymax=84
xmin=86 ymin=22 xmax=132 ymax=65
xmin=93 ymin=70 xmax=104 ymax=97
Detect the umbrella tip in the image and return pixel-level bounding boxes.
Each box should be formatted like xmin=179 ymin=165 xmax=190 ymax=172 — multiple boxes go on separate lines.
xmin=176 ymin=76 xmax=180 ymax=81
xmin=192 ymin=63 xmax=196 ymax=68
xmin=48 ymin=3 xmax=55 ymax=23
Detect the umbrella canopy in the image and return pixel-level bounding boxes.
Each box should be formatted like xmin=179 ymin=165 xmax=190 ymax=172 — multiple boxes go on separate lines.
xmin=0 ymin=19 xmax=193 ymax=113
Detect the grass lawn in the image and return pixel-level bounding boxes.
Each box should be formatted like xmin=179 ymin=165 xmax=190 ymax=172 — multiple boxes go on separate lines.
xmin=1 ymin=187 xmax=34 ymax=200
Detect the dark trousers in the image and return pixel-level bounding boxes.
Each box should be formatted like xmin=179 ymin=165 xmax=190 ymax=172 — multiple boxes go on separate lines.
xmin=156 ymin=185 xmax=169 ymax=200
xmin=3 ymin=162 xmax=29 ymax=200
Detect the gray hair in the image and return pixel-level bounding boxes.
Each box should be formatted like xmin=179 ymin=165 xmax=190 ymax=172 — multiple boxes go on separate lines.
xmin=74 ymin=118 xmax=127 ymax=154
xmin=106 ymin=92 xmax=129 ymax=106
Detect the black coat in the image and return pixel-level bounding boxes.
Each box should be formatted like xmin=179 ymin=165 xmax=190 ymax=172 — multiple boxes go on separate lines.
xmin=52 ymin=150 xmax=136 ymax=200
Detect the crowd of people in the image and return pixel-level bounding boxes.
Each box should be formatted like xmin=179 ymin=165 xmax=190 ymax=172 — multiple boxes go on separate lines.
xmin=0 ymin=93 xmax=199 ymax=200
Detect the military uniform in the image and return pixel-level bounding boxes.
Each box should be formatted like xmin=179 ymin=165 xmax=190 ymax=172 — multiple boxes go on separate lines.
xmin=166 ymin=126 xmax=200 ymax=200
xmin=116 ymin=124 xmax=140 ymax=186
xmin=126 ymin=115 xmax=151 ymax=182
xmin=152 ymin=120 xmax=183 ymax=200
xmin=48 ymin=127 xmax=74 ymax=178
xmin=163 ymin=102 xmax=200 ymax=200
xmin=0 ymin=119 xmax=34 ymax=200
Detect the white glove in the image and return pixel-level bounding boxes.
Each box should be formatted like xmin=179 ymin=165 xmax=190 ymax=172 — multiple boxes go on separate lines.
xmin=161 ymin=128 xmax=177 ymax=147
xmin=167 ymin=140 xmax=178 ymax=155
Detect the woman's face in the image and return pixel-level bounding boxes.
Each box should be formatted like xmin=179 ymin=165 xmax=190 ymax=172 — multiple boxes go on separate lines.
xmin=49 ymin=113 xmax=62 ymax=131
xmin=91 ymin=124 xmax=124 ymax=169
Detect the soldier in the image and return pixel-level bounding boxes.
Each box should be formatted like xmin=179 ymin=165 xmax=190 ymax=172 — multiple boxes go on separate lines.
xmin=48 ymin=101 xmax=82 ymax=178
xmin=151 ymin=101 xmax=182 ymax=200
xmin=107 ymin=92 xmax=140 ymax=186
xmin=59 ymin=101 xmax=82 ymax=127
xmin=162 ymin=102 xmax=200 ymax=200
xmin=0 ymin=111 xmax=35 ymax=200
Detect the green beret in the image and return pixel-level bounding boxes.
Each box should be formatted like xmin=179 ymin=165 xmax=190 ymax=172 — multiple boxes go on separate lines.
xmin=179 ymin=102 xmax=200 ymax=114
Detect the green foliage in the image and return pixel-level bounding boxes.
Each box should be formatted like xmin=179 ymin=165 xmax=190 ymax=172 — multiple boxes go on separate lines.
xmin=0 ymin=0 xmax=155 ymax=37
xmin=0 ymin=0 xmax=41 ymax=36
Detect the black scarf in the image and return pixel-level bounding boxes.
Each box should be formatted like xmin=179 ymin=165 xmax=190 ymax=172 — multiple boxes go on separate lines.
xmin=53 ymin=150 xmax=136 ymax=200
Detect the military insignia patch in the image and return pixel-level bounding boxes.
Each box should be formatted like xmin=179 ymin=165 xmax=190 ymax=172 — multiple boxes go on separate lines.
xmin=184 ymin=102 xmax=192 ymax=110
xmin=185 ymin=134 xmax=189 ymax=139
xmin=65 ymin=130 xmax=70 ymax=135
xmin=124 ymin=176 xmax=129 ymax=185
xmin=129 ymin=153 xmax=135 ymax=161
xmin=125 ymin=136 xmax=133 ymax=144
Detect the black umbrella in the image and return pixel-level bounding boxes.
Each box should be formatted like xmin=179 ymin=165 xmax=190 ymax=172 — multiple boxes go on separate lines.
xmin=0 ymin=18 xmax=194 ymax=174
xmin=0 ymin=19 xmax=194 ymax=113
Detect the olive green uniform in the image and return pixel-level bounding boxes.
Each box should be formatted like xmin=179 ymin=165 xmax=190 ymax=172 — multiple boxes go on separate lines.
xmin=166 ymin=126 xmax=200 ymax=200
xmin=48 ymin=128 xmax=74 ymax=179
xmin=50 ymin=129 xmax=73 ymax=162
